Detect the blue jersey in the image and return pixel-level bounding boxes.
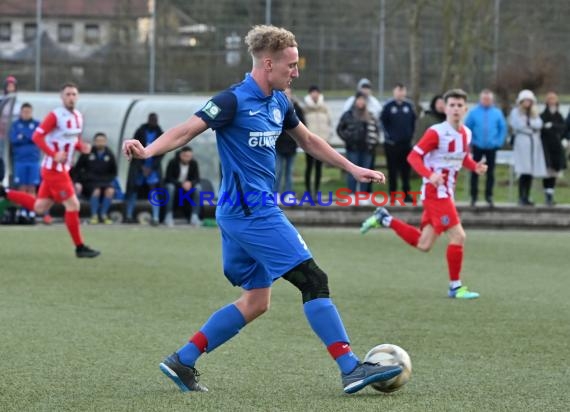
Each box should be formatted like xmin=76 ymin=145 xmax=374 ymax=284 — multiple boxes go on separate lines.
xmin=196 ymin=74 xmax=300 ymax=218
xmin=10 ymin=118 xmax=40 ymax=163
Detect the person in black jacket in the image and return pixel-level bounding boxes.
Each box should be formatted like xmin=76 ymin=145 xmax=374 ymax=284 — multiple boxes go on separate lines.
xmin=74 ymin=132 xmax=118 ymax=224
xmin=337 ymin=91 xmax=380 ymax=195
xmin=380 ymin=84 xmax=416 ymax=201
xmin=164 ymin=146 xmax=201 ymax=226
xmin=274 ymin=87 xmax=302 ymax=195
xmin=125 ymin=113 xmax=164 ymax=224
xmin=540 ymin=92 xmax=567 ymax=206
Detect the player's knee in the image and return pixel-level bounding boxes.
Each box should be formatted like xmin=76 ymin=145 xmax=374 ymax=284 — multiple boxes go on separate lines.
xmin=65 ymin=197 xmax=80 ymax=211
xmin=449 ymin=230 xmax=466 ymax=245
xmin=416 ymin=242 xmax=432 ymax=252
xmin=240 ymin=294 xmax=270 ymax=318
xmin=283 ymin=259 xmax=330 ymax=303
xmin=105 ymin=187 xmax=115 ymax=198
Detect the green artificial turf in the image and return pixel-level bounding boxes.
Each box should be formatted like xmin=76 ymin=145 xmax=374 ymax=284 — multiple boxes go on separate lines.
xmin=0 ymin=225 xmax=568 ymax=411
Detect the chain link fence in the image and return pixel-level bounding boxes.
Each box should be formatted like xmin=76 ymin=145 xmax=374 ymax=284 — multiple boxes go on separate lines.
xmin=1 ymin=0 xmax=570 ymax=100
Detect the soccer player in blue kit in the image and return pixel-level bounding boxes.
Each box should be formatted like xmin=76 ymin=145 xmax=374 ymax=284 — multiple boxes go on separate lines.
xmin=123 ymin=25 xmax=402 ymax=394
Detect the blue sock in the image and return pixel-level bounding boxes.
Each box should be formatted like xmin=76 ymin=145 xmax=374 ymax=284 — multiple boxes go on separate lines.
xmin=101 ymin=197 xmax=112 ymax=216
xmin=89 ymin=195 xmax=99 ymax=217
xmin=177 ymin=304 xmax=246 ymax=367
xmin=176 ymin=343 xmax=202 ymax=367
xmin=303 ymin=298 xmax=359 ymax=374
xmin=152 ymin=204 xmax=160 ymax=221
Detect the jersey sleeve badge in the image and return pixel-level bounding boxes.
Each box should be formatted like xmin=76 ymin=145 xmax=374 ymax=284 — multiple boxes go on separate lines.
xmin=202 ymin=101 xmax=222 ymax=119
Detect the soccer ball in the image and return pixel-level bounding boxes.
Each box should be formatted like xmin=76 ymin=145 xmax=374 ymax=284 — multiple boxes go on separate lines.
xmin=364 ymin=343 xmax=412 ymax=393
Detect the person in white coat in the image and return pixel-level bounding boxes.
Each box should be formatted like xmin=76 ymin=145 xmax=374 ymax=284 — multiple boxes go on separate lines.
xmin=508 ymin=89 xmax=547 ymax=206
xmin=303 ymin=85 xmax=332 ymax=195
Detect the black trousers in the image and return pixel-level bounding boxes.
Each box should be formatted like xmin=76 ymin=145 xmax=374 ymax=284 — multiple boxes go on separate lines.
xmin=470 ymin=147 xmax=497 ymax=201
xmin=305 ymin=153 xmax=322 ymax=194
xmin=384 ymin=142 xmax=411 ymax=195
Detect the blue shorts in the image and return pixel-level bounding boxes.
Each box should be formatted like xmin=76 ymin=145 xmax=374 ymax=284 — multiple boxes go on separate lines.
xmin=218 ymin=208 xmax=312 ymax=290
xmin=13 ymin=162 xmax=40 ymax=186
xmin=135 ymin=171 xmax=160 ymax=186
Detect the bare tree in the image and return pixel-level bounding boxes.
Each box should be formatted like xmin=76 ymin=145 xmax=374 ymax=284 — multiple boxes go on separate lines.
xmin=406 ymin=0 xmax=428 ymax=111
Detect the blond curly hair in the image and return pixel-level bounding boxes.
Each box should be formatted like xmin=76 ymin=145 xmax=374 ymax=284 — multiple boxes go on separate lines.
xmin=244 ymin=25 xmax=297 ymax=57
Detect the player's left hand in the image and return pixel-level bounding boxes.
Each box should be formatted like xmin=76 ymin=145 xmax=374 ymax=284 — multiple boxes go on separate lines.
xmin=351 ymin=166 xmax=386 ymax=184
xmin=79 ymin=142 xmax=91 ymax=154
xmin=475 ymin=161 xmax=488 ymax=175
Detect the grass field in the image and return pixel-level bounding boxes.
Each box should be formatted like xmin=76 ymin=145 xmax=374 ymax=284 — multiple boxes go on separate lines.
xmin=1 ymin=225 xmax=569 ymax=411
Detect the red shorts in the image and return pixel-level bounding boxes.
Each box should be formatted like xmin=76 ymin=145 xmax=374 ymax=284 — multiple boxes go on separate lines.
xmin=420 ymin=197 xmax=460 ymax=234
xmin=37 ymin=169 xmax=75 ymax=203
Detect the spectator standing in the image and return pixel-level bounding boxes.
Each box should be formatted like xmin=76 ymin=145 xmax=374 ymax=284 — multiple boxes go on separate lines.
xmin=337 ymin=91 xmax=380 ymax=195
xmin=2 ymin=75 xmax=17 ymax=100
xmin=125 ymin=113 xmax=164 ymax=224
xmin=540 ymin=92 xmax=567 ymax=206
xmin=74 ymin=132 xmax=117 ymax=224
xmin=164 ymin=146 xmax=201 ymax=227
xmin=303 ymin=85 xmax=332 ymax=196
xmin=9 ymin=103 xmax=40 ymax=222
xmin=508 ymin=89 xmax=547 ymax=206
xmin=274 ymin=88 xmax=302 ymax=196
xmin=415 ymin=94 xmax=446 ymax=142
xmin=380 ymin=84 xmax=416 ymax=201
xmin=1 ymin=76 xmax=18 ymax=185
xmin=343 ymin=78 xmax=382 ymax=119
xmin=465 ymin=89 xmax=507 ymax=207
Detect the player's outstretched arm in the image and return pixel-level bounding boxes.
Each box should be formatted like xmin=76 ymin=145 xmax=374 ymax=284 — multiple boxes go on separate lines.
xmin=288 ymin=122 xmax=385 ymax=184
xmin=123 ymin=115 xmax=208 ymax=160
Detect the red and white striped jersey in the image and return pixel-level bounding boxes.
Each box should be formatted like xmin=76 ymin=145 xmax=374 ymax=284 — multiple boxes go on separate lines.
xmin=35 ymin=107 xmax=83 ymax=172
xmin=412 ymin=121 xmax=472 ymax=200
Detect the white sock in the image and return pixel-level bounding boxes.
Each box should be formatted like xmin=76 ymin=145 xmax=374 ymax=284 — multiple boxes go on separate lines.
xmin=450 ymin=280 xmax=462 ymax=290
xmin=382 ymin=215 xmax=393 ymax=227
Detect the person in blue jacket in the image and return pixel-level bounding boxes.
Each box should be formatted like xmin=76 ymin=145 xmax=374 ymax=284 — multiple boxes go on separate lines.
xmin=9 ymin=102 xmax=41 ymax=220
xmin=465 ymin=89 xmax=507 ymax=207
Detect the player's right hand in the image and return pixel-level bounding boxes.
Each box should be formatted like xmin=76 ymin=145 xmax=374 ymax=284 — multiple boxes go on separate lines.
xmin=122 ymin=139 xmax=147 ymax=160
xmin=54 ymin=151 xmax=67 ymax=163
xmin=428 ymin=172 xmax=444 ymax=187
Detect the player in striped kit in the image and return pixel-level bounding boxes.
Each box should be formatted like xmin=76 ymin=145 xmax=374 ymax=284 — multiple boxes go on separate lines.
xmin=361 ymin=89 xmax=487 ymax=299
xmin=1 ymin=83 xmax=100 ymax=258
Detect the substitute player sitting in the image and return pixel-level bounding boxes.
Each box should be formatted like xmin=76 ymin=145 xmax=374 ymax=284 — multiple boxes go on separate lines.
xmin=361 ymin=89 xmax=487 ymax=299
xmin=1 ymin=83 xmax=100 ymax=258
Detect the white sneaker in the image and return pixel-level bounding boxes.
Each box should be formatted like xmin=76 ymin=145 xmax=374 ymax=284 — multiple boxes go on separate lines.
xmin=190 ymin=214 xmax=201 ymax=227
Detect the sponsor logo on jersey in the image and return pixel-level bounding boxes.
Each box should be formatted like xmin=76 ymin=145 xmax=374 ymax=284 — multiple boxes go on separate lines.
xmin=248 ymin=131 xmax=280 ymax=148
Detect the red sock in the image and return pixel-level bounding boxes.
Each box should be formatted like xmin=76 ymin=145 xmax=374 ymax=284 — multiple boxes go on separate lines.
xmin=64 ymin=211 xmax=84 ymax=246
xmin=446 ymin=244 xmax=463 ymax=282
xmin=189 ymin=331 xmax=208 ymax=353
xmin=327 ymin=341 xmax=352 ymax=359
xmin=389 ymin=218 xmax=421 ymax=247
xmin=7 ymin=190 xmax=36 ymax=211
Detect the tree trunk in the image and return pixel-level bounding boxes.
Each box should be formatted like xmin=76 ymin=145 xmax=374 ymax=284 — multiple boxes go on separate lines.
xmin=407 ymin=0 xmax=426 ymax=111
